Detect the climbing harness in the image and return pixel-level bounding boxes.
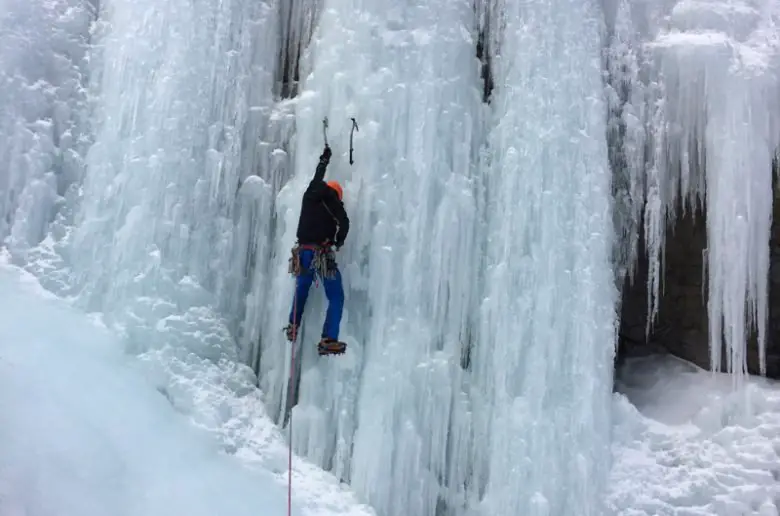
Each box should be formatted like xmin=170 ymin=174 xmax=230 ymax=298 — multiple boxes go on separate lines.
xmin=349 ymin=117 xmax=359 ymax=165
xmin=288 ymin=243 xmax=337 ymax=280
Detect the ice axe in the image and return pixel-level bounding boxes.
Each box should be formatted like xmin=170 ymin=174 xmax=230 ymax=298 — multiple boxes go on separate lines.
xmin=349 ymin=117 xmax=359 ymax=165
xmin=322 ymin=117 xmax=329 ymax=147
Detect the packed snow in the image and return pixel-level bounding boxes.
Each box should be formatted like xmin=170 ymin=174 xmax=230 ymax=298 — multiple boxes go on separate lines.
xmin=0 ymin=258 xmax=375 ymax=516
xmin=610 ymin=354 xmax=780 ymax=515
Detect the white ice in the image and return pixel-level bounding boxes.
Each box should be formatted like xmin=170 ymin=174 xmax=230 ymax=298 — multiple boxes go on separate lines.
xmin=0 ymin=257 xmax=375 ymax=516
xmin=256 ymin=2 xmax=485 ymax=513
xmin=610 ymin=354 xmax=780 ymax=516
xmin=2 ymin=1 xmax=780 ymax=516
xmin=0 ymin=0 xmax=91 ymax=260
xmin=252 ymin=0 xmax=617 ymax=514
xmin=640 ymin=0 xmax=780 ymax=378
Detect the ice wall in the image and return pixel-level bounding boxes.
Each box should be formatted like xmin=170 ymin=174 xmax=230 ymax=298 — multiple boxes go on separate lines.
xmin=473 ymin=0 xmax=617 ymax=513
xmin=29 ymin=0 xmax=306 ymax=450
xmin=0 ymin=0 xmax=93 ymax=260
xmin=2 ymin=0 xmax=619 ymax=514
xmin=255 ymin=2 xmax=484 ymax=515
xmin=8 ymin=1 xmax=779 ymax=516
xmin=247 ymin=0 xmax=617 ymax=515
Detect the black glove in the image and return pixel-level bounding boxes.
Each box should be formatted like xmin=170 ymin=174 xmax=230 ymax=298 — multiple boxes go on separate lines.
xmin=320 ymin=145 xmax=332 ymax=163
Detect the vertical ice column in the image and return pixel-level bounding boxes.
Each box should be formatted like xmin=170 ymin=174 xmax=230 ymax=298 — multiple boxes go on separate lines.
xmin=706 ymin=75 xmax=775 ymax=379
xmin=473 ymin=0 xmax=617 ymax=514
xmin=257 ymin=1 xmax=484 ymax=515
xmin=646 ymin=2 xmax=780 ymax=379
xmin=70 ymin=0 xmax=275 ymax=337
xmin=603 ymin=0 xmax=649 ymax=287
xmin=0 ymin=0 xmax=92 ymax=259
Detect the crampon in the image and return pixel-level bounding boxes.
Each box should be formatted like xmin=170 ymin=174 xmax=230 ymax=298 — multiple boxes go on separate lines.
xmin=318 ymin=338 xmax=346 ymax=356
xmin=284 ymin=324 xmax=299 ymax=342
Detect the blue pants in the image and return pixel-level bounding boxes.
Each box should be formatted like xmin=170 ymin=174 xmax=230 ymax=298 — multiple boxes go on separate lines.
xmin=288 ymin=249 xmax=344 ymax=340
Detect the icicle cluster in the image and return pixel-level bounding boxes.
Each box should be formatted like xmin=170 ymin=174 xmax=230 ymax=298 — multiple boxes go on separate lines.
xmin=642 ymin=0 xmax=780 ymax=378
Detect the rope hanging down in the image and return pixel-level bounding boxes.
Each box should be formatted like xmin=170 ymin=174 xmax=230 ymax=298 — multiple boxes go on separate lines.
xmin=287 ymin=292 xmax=299 ymax=516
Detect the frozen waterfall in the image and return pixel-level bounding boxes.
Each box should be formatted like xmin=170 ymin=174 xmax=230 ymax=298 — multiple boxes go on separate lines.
xmin=1 ymin=0 xmax=779 ymax=515
xmin=646 ymin=9 xmax=780 ymax=380
xmin=474 ymin=1 xmax=616 ymax=512
xmin=248 ymin=0 xmax=615 ymax=514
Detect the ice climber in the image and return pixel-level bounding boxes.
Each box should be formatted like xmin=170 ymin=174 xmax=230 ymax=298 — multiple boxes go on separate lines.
xmin=284 ymin=144 xmax=350 ymax=356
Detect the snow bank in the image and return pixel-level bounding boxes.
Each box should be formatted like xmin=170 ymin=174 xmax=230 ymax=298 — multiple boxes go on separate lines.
xmin=0 ymin=258 xmax=374 ymax=516
xmin=609 ymin=355 xmax=780 ymax=515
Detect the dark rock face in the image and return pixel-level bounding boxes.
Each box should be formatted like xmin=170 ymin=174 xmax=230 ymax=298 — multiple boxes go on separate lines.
xmin=618 ymin=207 xmax=710 ymax=371
xmin=764 ymin=173 xmax=780 ymax=378
xmin=619 ymin=186 xmax=780 ymax=379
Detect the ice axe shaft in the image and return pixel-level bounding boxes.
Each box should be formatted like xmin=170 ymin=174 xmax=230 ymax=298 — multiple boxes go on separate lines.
xmin=349 ymin=117 xmax=359 ymax=165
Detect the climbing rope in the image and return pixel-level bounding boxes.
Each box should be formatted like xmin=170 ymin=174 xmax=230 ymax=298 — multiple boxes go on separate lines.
xmin=287 ymin=290 xmax=298 ymax=516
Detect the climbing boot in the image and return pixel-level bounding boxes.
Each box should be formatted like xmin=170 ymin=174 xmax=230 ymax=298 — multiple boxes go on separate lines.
xmin=317 ymin=338 xmax=346 ymax=356
xmin=284 ymin=323 xmax=299 ymax=342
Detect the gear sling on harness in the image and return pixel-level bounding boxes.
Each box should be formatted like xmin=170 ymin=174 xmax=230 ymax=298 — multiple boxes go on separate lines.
xmin=288 ymin=243 xmax=337 ymax=280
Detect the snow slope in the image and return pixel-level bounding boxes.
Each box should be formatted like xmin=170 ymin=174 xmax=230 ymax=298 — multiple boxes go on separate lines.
xmin=0 ymin=258 xmax=374 ymax=516
xmin=610 ymin=355 xmax=780 ymax=515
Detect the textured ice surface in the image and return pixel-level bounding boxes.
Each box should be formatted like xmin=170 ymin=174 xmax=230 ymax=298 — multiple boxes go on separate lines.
xmin=610 ymin=355 xmax=780 ymax=516
xmin=1 ymin=1 xmax=779 ymax=516
xmin=247 ymin=1 xmax=617 ymax=515
xmin=0 ymin=0 xmax=92 ymax=260
xmin=648 ymin=0 xmax=780 ymax=379
xmin=256 ymin=3 xmax=486 ymax=515
xmin=0 ymin=258 xmax=375 ymax=516
xmin=471 ymin=1 xmax=617 ymax=514
xmin=604 ymin=0 xmax=651 ymax=285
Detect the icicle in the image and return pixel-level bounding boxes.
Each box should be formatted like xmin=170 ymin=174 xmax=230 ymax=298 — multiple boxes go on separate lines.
xmin=643 ymin=70 xmax=669 ymax=334
xmin=604 ymin=0 xmax=648 ymax=287
xmin=645 ymin=0 xmax=780 ymax=380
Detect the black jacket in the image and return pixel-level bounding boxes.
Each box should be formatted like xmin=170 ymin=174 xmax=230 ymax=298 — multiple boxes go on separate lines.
xmin=296 ymin=157 xmax=349 ymax=247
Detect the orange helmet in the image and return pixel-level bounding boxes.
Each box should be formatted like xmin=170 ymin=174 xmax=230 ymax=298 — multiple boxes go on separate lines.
xmin=327 ymin=180 xmax=343 ymax=201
